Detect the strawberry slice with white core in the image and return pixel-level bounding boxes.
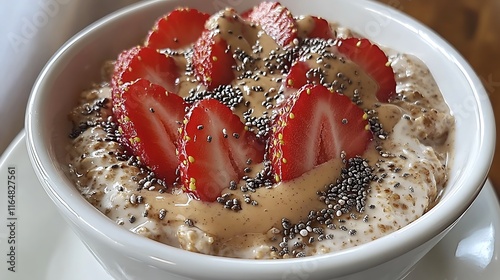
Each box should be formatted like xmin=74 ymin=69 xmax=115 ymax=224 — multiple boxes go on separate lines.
xmin=116 ymin=78 xmax=188 ymax=184
xmin=112 ymin=46 xmax=179 ymax=93
xmin=111 ymin=46 xmax=179 ymax=122
xmin=145 ymin=7 xmax=210 ymax=50
xmin=192 ymin=30 xmax=235 ymax=90
xmin=269 ymin=84 xmax=372 ymax=182
xmin=246 ymin=1 xmax=298 ymax=47
xmin=336 ymin=38 xmax=396 ymax=102
xmin=178 ymin=99 xmax=265 ymax=202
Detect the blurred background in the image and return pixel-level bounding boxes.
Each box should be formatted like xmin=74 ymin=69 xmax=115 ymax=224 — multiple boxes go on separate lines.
xmin=377 ymin=0 xmax=500 ymax=193
xmin=1 ymin=0 xmax=499 ymax=194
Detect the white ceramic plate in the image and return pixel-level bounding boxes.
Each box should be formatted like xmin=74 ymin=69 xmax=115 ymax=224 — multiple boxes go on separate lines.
xmin=0 ymin=131 xmax=498 ymax=279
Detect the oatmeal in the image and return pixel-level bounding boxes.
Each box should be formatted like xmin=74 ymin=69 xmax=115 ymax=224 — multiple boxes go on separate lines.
xmin=66 ymin=3 xmax=454 ymax=259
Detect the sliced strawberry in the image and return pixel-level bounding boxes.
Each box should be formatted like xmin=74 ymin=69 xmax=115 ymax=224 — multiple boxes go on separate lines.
xmin=178 ymin=99 xmax=265 ymax=202
xmin=269 ymin=84 xmax=372 ymax=182
xmin=285 ymin=60 xmax=323 ymax=89
xmin=192 ymin=30 xmax=235 ymax=90
xmin=306 ymin=16 xmax=334 ymax=40
xmin=111 ymin=46 xmax=179 ymax=121
xmin=112 ymin=46 xmax=178 ymax=93
xmin=111 ymin=46 xmax=137 ymax=89
xmin=336 ymin=38 xmax=396 ymax=102
xmin=116 ymin=78 xmax=188 ymax=184
xmin=246 ymin=1 xmax=298 ymax=47
xmin=145 ymin=8 xmax=210 ymax=50
xmin=112 ymin=47 xmax=141 ymax=120
xmin=285 ymin=61 xmax=309 ymax=89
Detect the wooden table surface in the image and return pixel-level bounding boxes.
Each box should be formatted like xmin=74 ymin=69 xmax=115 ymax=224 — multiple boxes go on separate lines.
xmin=378 ymin=0 xmax=500 ymax=196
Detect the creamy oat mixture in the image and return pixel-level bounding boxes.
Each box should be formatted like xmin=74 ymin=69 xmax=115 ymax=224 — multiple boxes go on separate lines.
xmin=66 ymin=10 xmax=454 ymax=259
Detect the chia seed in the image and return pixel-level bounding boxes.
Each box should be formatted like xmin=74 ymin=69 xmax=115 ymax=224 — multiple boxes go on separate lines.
xmin=185 ymin=219 xmax=194 ymax=227
xmin=159 ymin=209 xmax=167 ymax=220
xmin=129 ymin=215 xmax=136 ymax=223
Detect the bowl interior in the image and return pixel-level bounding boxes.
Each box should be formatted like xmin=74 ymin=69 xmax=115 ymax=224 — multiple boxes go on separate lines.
xmin=26 ymin=0 xmax=495 ymax=278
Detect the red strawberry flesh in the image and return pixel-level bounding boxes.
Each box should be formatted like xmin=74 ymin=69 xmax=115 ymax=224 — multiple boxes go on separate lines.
xmin=111 ymin=46 xmax=179 ymax=122
xmin=112 ymin=46 xmax=179 ymax=93
xmin=285 ymin=61 xmax=309 ymax=89
xmin=192 ymin=30 xmax=235 ymax=90
xmin=178 ymin=99 xmax=265 ymax=201
xmin=285 ymin=60 xmax=324 ymax=89
xmin=116 ymin=79 xmax=187 ymax=184
xmin=306 ymin=16 xmax=334 ymax=40
xmin=246 ymin=1 xmax=298 ymax=47
xmin=336 ymin=38 xmax=396 ymax=102
xmin=145 ymin=8 xmax=210 ymax=50
xmin=269 ymin=84 xmax=372 ymax=182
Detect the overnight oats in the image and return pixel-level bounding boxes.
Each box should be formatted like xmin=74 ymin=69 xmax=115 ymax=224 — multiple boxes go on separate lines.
xmin=66 ymin=2 xmax=454 ymax=259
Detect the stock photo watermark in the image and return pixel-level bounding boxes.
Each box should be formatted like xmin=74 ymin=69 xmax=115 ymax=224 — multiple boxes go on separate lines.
xmin=481 ymin=74 xmax=500 ymax=95
xmin=7 ymin=0 xmax=74 ymax=53
xmin=4 ymin=0 xmax=496 ymax=278
xmin=5 ymin=166 xmax=17 ymax=273
xmin=452 ymin=73 xmax=500 ymax=123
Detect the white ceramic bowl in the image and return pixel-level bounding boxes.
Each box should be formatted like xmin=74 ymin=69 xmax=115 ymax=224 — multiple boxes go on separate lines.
xmin=25 ymin=0 xmax=495 ymax=279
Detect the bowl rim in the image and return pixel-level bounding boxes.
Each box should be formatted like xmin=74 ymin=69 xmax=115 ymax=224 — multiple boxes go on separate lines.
xmin=25 ymin=0 xmax=496 ymax=278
